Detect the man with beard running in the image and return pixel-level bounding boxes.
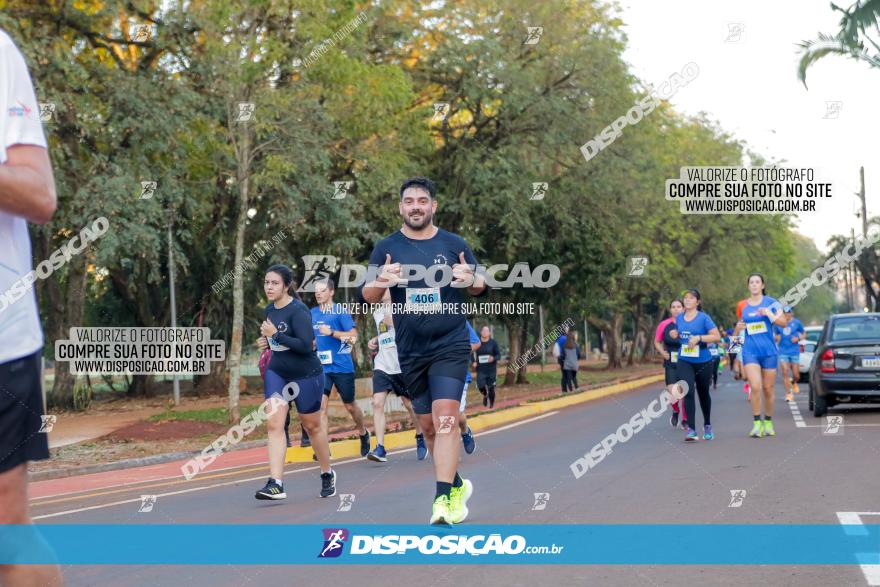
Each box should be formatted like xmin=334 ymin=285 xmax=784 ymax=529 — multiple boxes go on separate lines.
xmin=361 ymin=176 xmax=487 ymax=525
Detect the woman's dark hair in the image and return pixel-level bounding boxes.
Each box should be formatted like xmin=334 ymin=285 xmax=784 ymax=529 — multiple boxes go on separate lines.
xmin=565 ymin=334 xmax=577 ymax=349
xmin=265 ymin=264 xmax=301 ymax=300
xmin=747 ymin=273 xmax=767 ymax=295
xmin=681 ymin=288 xmax=703 ymax=311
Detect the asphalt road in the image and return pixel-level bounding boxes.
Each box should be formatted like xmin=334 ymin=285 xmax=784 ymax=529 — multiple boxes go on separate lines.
xmin=29 ymin=370 xmax=880 ymax=586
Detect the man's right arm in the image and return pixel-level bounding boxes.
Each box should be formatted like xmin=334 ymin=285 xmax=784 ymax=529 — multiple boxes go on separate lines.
xmin=362 ymin=246 xmax=400 ymax=303
xmin=1 ymin=44 xmax=56 ymax=224
xmin=0 ymin=145 xmax=56 ymax=223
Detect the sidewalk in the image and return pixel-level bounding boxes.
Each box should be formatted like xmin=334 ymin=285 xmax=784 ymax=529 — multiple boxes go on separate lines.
xmin=29 ymin=369 xmax=663 ymax=501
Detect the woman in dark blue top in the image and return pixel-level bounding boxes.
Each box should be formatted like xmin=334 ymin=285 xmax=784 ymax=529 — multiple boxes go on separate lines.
xmin=254 ymin=264 xmax=336 ymax=502
xmin=672 ymin=289 xmax=722 ymax=442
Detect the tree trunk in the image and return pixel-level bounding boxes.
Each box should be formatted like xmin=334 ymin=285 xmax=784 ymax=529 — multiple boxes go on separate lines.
xmin=226 ymin=126 xmax=251 ymax=424
xmin=516 ymin=321 xmax=529 ymax=384
xmin=503 ymin=318 xmax=522 ymax=386
xmin=627 ymin=302 xmax=642 ymax=367
xmin=49 ymin=255 xmax=89 ymax=409
xmin=194 ymin=359 xmax=226 ymax=395
xmin=605 ymin=313 xmax=624 ymax=368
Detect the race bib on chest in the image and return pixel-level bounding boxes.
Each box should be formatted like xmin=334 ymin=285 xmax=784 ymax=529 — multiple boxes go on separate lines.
xmin=478 ymin=355 xmax=491 ymax=364
xmin=680 ymin=344 xmax=700 ymax=358
xmin=783 ymin=327 xmax=791 ymax=335
xmin=405 ymin=287 xmax=441 ymax=311
xmin=709 ymin=348 xmax=718 ymax=356
xmin=747 ymin=321 xmax=768 ymax=335
xmin=378 ymin=332 xmax=396 ymax=348
xmin=317 ymin=350 xmax=333 ymax=365
xmin=670 ymin=351 xmax=678 ymax=363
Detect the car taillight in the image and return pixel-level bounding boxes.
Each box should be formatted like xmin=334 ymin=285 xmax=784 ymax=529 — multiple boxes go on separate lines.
xmin=820 ymin=349 xmax=835 ymax=373
xmin=799 ymin=343 xmax=804 ymax=353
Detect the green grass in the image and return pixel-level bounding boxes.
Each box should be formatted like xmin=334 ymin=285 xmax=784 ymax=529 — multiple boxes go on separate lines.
xmin=148 ymin=404 xmax=263 ymax=425
xmin=512 ymin=363 xmax=650 ymax=387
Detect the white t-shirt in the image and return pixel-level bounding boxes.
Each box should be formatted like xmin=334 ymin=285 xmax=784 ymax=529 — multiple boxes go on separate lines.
xmin=0 ymin=30 xmax=47 ymax=364
xmin=372 ymin=308 xmax=400 ymax=375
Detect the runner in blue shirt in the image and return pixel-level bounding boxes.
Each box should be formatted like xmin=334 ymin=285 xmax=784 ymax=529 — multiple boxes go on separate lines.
xmin=734 ymin=273 xmax=788 ymax=438
xmin=361 ymin=176 xmax=487 ymax=526
xmin=311 ymin=278 xmax=370 ymax=456
xmin=673 ymin=289 xmax=722 ymax=442
xmin=773 ymin=306 xmax=805 ymax=402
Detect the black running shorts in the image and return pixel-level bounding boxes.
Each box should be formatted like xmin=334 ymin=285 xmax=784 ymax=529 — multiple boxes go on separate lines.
xmin=0 ymin=352 xmax=50 ymax=474
xmin=399 ymin=345 xmax=469 ymax=415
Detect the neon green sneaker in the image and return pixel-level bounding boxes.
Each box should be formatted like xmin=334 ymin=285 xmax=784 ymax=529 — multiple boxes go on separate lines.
xmin=430 ymin=495 xmax=452 ymax=526
xmin=749 ymin=421 xmax=764 ymax=438
xmin=762 ymin=420 xmax=775 ymax=436
xmin=449 ymin=479 xmax=473 ymax=524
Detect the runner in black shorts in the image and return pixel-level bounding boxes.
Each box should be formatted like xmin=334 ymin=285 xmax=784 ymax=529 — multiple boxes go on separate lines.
xmin=473 ymin=325 xmax=500 ymax=408
xmin=654 ymin=299 xmax=684 ymax=428
xmin=361 ymin=176 xmax=487 ymax=525
xmin=0 ymin=29 xmax=62 ymax=587
xmin=366 ymin=288 xmax=423 ymax=462
xmin=255 ymin=264 xmax=336 ymax=501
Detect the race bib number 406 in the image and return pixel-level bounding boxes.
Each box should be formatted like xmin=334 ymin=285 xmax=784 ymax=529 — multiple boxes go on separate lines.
xmin=405 ymin=287 xmax=441 ymax=311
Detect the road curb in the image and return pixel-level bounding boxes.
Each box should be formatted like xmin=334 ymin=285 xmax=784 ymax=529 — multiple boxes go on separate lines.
xmin=27 ymin=439 xmax=271 ymax=483
xmin=285 ymin=372 xmax=665 ymax=462
xmin=29 ymin=371 xmax=663 ymax=481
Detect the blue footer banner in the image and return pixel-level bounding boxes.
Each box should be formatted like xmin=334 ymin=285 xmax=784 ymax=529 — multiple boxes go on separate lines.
xmin=2 ymin=524 xmax=879 ymax=565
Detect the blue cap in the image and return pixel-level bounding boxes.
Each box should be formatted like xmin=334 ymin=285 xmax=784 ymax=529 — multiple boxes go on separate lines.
xmin=783 ymin=306 xmax=792 ymax=313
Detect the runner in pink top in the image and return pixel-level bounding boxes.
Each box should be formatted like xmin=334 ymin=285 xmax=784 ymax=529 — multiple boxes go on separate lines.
xmin=654 ymin=299 xmax=685 ymax=428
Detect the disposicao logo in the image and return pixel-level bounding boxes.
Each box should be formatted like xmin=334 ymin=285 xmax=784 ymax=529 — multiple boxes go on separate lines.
xmin=318 ymin=528 xmax=348 ymax=558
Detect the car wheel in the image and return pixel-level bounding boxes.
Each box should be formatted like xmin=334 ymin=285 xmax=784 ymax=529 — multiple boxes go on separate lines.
xmin=813 ymin=392 xmax=828 ymax=417
xmin=799 ymin=372 xmax=808 ymax=383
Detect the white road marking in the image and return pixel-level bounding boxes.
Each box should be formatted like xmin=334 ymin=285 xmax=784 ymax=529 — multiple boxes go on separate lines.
xmin=33 ymin=411 xmax=558 ymax=520
xmin=836 ymin=512 xmax=880 ymax=585
xmin=788 ymin=399 xmax=806 ymax=428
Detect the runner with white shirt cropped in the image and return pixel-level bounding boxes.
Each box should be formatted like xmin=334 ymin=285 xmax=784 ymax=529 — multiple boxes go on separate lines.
xmin=366 ymin=289 xmax=425 ymax=462
xmin=0 ymin=29 xmax=61 ymax=587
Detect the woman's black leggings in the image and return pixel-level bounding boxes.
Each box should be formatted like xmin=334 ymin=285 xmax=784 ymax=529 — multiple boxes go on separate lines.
xmin=562 ymin=369 xmax=577 ymax=391
xmin=677 ymin=359 xmax=713 ymax=428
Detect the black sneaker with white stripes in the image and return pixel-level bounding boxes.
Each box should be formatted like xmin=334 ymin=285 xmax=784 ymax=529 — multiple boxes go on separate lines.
xmin=255 ymin=478 xmax=286 ymax=500
xmin=320 ymin=469 xmax=337 ymax=498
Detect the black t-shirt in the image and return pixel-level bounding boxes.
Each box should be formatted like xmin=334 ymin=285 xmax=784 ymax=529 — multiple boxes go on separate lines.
xmin=474 ymin=339 xmax=501 ymax=376
xmin=662 ymin=320 xmax=681 ymax=368
xmin=364 ymin=228 xmax=482 ymax=358
xmin=264 ymin=299 xmax=323 ymax=380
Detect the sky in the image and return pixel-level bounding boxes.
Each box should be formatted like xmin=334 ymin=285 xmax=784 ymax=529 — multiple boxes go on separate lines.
xmin=618 ymin=0 xmax=878 ymax=252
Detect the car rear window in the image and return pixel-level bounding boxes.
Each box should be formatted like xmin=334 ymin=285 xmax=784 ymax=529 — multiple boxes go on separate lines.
xmin=805 ymin=329 xmax=822 ymax=343
xmin=802 ymin=341 xmax=816 ymax=353
xmin=829 ymin=316 xmax=880 ymax=342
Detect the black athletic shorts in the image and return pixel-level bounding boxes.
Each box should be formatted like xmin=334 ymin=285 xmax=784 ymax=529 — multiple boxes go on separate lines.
xmin=322 ymin=371 xmax=356 ymax=403
xmin=399 ymin=344 xmax=469 ymax=415
xmin=372 ymin=370 xmax=410 ymax=399
xmin=0 ymin=352 xmax=50 ymax=474
xmin=664 ymin=362 xmax=679 ymax=386
xmin=476 ymin=372 xmax=496 ymax=389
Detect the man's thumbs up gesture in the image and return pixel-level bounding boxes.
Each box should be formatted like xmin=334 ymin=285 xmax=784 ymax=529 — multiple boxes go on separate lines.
xmin=452 ymin=251 xmax=476 ymax=288
xmin=378 ymin=253 xmax=405 ymax=287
